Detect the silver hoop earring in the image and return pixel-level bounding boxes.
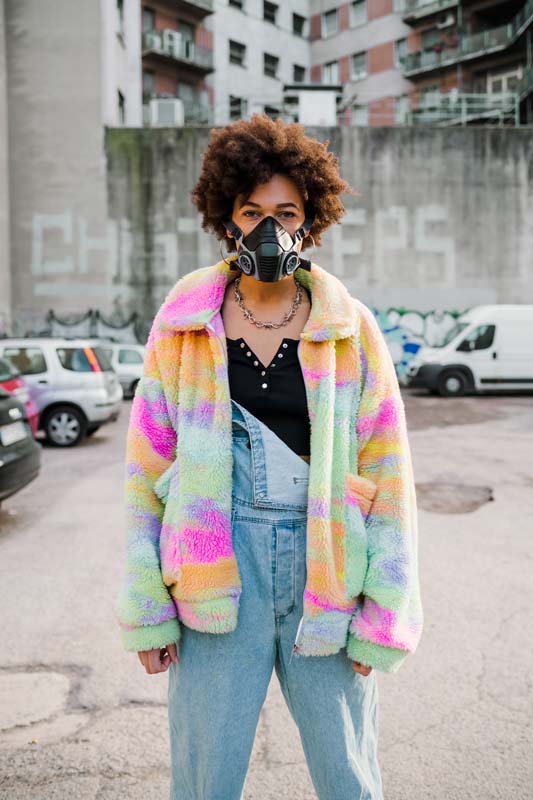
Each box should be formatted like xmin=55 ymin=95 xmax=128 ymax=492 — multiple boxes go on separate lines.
xmin=219 ymin=238 xmax=235 ymax=266
xmin=304 ymin=233 xmax=316 ymax=252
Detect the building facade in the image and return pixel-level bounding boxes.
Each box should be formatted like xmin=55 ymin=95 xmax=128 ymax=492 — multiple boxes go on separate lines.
xmin=141 ymin=0 xmax=215 ymax=125
xmin=399 ymin=0 xmax=533 ymax=126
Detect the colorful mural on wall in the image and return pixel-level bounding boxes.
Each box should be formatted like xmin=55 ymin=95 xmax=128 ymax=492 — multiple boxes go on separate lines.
xmin=4 ymin=303 xmax=472 ymax=383
xmin=370 ymin=306 xmax=470 ymax=380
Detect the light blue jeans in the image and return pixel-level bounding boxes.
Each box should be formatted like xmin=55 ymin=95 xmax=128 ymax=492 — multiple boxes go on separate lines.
xmin=168 ymin=399 xmax=384 ymax=800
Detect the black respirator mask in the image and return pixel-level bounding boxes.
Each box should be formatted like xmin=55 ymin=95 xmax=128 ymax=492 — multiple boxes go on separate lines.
xmin=222 ymin=215 xmax=314 ymax=282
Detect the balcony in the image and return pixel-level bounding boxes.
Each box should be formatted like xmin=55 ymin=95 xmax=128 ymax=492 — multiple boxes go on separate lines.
xmin=142 ymin=29 xmax=214 ymax=74
xmin=404 ymin=89 xmax=522 ymax=126
xmin=155 ymin=0 xmax=213 ymax=19
xmin=402 ymin=0 xmax=458 ymax=23
xmin=401 ymin=0 xmax=533 ymax=76
xmin=143 ymin=95 xmax=214 ymax=126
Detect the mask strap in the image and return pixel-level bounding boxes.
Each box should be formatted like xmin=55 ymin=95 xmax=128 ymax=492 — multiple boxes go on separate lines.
xmin=293 ymin=217 xmax=314 ymax=244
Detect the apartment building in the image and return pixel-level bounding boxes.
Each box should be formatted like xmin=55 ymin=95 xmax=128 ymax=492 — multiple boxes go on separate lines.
xmin=141 ymin=0 xmax=215 ymax=125
xmin=399 ymin=0 xmax=533 ymax=125
xmin=204 ymin=0 xmax=311 ymax=125
xmin=308 ymin=0 xmax=414 ymax=125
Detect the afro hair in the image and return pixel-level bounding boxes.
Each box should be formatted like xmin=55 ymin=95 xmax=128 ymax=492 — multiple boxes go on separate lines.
xmin=190 ymin=114 xmax=358 ymax=252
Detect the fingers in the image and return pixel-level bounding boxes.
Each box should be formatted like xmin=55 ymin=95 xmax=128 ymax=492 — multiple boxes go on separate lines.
xmin=137 ymin=645 xmax=180 ymax=675
xmin=352 ymin=660 xmax=373 ymax=677
xmin=167 ymin=643 xmax=180 ymax=664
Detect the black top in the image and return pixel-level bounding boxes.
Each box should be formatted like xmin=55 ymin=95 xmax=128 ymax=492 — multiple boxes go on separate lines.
xmin=226 ymin=336 xmax=311 ymax=457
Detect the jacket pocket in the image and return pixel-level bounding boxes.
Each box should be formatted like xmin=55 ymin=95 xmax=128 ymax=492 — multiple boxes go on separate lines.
xmin=345 ymin=472 xmax=378 ymax=522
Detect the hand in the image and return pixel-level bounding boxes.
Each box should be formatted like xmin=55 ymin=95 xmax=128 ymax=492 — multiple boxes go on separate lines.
xmin=137 ymin=643 xmax=179 ymax=675
xmin=352 ymin=660 xmax=372 ymax=677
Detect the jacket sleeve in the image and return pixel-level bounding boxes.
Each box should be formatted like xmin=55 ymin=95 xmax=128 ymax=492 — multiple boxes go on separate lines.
xmin=115 ymin=318 xmax=181 ymax=652
xmin=346 ymin=305 xmax=423 ymax=673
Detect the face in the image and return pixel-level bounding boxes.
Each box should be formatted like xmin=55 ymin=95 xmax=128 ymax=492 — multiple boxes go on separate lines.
xmin=229 ymin=173 xmax=307 ymax=251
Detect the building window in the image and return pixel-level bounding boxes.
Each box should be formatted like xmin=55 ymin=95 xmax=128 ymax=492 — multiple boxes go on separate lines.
xmin=421 ymin=28 xmax=440 ymax=51
xmin=264 ymin=1 xmax=277 ymax=24
xmin=229 ymin=0 xmax=244 ymax=8
xmin=394 ymin=37 xmax=408 ymax=68
xmin=142 ymin=69 xmax=156 ymax=101
xmin=116 ymin=0 xmax=125 ymax=36
xmin=229 ymin=39 xmax=246 ymax=66
xmin=351 ymin=51 xmax=367 ymax=80
xmin=395 ymin=95 xmax=410 ymax=124
xmin=142 ymin=6 xmax=155 ymax=33
xmin=229 ymin=95 xmax=248 ymax=120
xmin=264 ymin=52 xmax=279 ymax=79
xmin=350 ymin=0 xmax=367 ymax=27
xmin=118 ymin=91 xmax=126 ymax=125
xmin=293 ymin=64 xmax=306 ymax=83
xmin=323 ymin=60 xmax=339 ymax=84
xmin=264 ymin=105 xmax=281 ymax=119
xmin=322 ymin=8 xmax=338 ymax=38
xmin=293 ymin=13 xmax=306 ymax=37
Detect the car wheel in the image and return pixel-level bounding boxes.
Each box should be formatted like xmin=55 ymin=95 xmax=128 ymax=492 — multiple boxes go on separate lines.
xmin=43 ymin=405 xmax=87 ymax=447
xmin=130 ymin=379 xmax=140 ymax=398
xmin=437 ymin=369 xmax=470 ymax=397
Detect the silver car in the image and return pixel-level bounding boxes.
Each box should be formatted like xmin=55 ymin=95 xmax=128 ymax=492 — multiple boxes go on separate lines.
xmin=0 ymin=338 xmax=123 ymax=446
xmin=92 ymin=341 xmax=145 ymax=399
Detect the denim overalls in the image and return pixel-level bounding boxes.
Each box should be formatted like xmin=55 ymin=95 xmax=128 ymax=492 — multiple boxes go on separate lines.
xmin=167 ymin=399 xmax=384 ymax=800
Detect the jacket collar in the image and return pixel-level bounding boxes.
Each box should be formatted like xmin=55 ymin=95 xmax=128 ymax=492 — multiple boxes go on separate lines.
xmin=159 ymin=258 xmax=358 ymax=342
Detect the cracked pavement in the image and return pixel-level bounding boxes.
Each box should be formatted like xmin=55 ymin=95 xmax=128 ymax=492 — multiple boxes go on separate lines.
xmin=0 ymin=391 xmax=532 ymax=799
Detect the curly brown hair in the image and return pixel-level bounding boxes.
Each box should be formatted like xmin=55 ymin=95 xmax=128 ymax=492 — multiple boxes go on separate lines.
xmin=190 ymin=114 xmax=358 ymax=252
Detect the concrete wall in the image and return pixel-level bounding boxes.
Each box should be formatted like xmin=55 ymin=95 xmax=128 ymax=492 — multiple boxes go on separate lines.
xmin=5 ymin=123 xmax=533 ymax=339
xmin=4 ymin=0 xmax=115 ymax=335
xmin=0 ymin=0 xmax=11 ymax=336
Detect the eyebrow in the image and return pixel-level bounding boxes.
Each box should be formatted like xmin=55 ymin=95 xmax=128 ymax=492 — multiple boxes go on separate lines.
xmin=239 ymin=200 xmax=300 ymax=210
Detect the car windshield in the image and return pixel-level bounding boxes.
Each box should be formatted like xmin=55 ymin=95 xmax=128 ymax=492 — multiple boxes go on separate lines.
xmin=435 ymin=322 xmax=470 ymax=348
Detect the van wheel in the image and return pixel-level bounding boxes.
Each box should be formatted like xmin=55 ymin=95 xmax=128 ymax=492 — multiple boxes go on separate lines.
xmin=129 ymin=379 xmax=140 ymax=398
xmin=437 ymin=369 xmax=470 ymax=397
xmin=42 ymin=405 xmax=87 ymax=447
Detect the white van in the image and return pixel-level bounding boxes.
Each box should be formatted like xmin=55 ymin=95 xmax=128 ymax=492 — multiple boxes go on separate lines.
xmin=404 ymin=305 xmax=533 ymax=397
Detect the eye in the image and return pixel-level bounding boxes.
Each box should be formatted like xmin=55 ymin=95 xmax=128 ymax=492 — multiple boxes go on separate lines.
xmin=279 ymin=211 xmax=296 ymax=218
xmin=243 ymin=210 xmax=260 ymax=217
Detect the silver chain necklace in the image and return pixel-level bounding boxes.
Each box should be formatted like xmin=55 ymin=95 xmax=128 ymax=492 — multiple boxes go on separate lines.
xmin=233 ymin=274 xmax=304 ymax=329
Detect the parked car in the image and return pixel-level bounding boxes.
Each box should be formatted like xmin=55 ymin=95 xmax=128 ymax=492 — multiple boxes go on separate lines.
xmin=404 ymin=304 xmax=533 ymax=397
xmin=90 ymin=341 xmax=145 ymax=399
xmin=0 ymin=356 xmax=39 ymax=436
xmin=0 ymin=386 xmax=41 ymax=505
xmin=0 ymin=338 xmax=123 ymax=446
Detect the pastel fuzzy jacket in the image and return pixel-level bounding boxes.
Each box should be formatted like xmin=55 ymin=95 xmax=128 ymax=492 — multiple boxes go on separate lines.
xmin=116 ymin=258 xmax=423 ymax=673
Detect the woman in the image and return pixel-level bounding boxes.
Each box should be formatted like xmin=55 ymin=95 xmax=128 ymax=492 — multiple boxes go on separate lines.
xmin=117 ymin=115 xmax=423 ymax=800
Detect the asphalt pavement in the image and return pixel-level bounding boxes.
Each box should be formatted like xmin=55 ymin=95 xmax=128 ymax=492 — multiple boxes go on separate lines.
xmin=1 ymin=390 xmax=532 ymax=799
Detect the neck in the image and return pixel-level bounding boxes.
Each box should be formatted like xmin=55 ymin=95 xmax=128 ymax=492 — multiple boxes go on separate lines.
xmin=235 ymin=273 xmax=299 ymax=306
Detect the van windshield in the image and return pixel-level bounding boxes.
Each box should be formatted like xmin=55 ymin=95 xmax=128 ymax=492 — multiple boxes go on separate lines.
xmin=436 ymin=322 xmax=469 ymax=347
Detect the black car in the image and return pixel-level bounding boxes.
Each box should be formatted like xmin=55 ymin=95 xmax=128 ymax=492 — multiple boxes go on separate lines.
xmin=0 ymin=386 xmax=41 ymax=505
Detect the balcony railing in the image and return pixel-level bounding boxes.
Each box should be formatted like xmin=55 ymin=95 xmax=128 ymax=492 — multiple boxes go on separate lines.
xmin=402 ymin=0 xmax=458 ymax=22
xmin=142 ymin=30 xmax=214 ymax=72
xmin=143 ymin=95 xmax=214 ymax=126
xmin=404 ymin=91 xmax=521 ymax=126
xmin=401 ymin=0 xmax=533 ymax=74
